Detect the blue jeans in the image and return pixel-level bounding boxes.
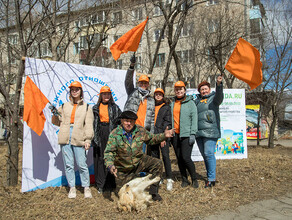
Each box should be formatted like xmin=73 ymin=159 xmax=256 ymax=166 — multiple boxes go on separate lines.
xmin=61 ymin=127 xmax=90 ymax=187
xmin=196 ymin=137 xmax=218 ymax=182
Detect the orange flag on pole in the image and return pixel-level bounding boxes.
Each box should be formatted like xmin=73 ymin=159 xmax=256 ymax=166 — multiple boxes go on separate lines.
xmin=225 ymin=38 xmax=263 ymax=90
xmin=23 ymin=76 xmax=49 ymax=136
xmin=110 ymin=17 xmax=149 ymax=60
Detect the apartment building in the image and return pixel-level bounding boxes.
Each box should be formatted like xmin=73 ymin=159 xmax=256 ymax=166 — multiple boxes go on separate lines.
xmin=0 ymin=0 xmax=266 ymax=138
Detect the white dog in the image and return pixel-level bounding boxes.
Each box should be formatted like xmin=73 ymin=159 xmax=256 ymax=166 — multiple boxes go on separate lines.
xmin=117 ymin=174 xmax=160 ymax=212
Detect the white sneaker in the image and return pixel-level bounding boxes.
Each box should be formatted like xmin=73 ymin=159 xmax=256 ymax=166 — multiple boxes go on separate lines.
xmin=68 ymin=187 xmax=76 ymax=199
xmin=84 ymin=187 xmax=92 ymax=198
xmin=166 ymin=179 xmax=174 ymax=191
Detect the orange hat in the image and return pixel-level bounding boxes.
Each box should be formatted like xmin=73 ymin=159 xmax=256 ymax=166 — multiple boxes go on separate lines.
xmin=100 ymin=86 xmax=111 ymax=93
xmin=69 ymin=81 xmax=82 ymax=88
xmin=174 ymin=81 xmax=185 ymax=88
xmin=138 ymin=75 xmax=149 ymax=82
xmin=154 ymin=88 xmax=164 ymax=95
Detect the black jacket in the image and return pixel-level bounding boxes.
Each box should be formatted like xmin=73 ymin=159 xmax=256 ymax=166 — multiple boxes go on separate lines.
xmin=92 ymin=102 xmax=122 ymax=148
xmin=154 ymin=103 xmax=172 ymax=134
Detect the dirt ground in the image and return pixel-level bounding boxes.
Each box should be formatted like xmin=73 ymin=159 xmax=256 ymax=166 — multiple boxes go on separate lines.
xmin=0 ymin=144 xmax=292 ymax=219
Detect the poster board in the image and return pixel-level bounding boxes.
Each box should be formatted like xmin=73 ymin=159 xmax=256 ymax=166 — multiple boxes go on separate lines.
xmin=22 ymin=58 xmax=128 ymax=192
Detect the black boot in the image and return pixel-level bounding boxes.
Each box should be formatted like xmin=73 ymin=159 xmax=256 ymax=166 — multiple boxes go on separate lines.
xmin=181 ymin=176 xmax=190 ymax=187
xmin=152 ymin=193 xmax=162 ymax=201
xmin=150 ymin=184 xmax=162 ymax=201
xmin=192 ymin=179 xmax=199 ymax=188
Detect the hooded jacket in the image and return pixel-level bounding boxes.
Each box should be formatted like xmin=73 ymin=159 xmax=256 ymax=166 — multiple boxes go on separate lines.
xmin=195 ymin=83 xmax=223 ymax=138
xmin=124 ymin=67 xmax=155 ymax=132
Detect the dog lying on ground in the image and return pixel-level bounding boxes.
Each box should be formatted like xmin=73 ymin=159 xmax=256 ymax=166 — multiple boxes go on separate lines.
xmin=117 ymin=174 xmax=160 ymax=212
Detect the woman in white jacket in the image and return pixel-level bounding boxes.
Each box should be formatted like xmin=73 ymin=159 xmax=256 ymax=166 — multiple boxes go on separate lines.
xmin=52 ymin=81 xmax=94 ymax=199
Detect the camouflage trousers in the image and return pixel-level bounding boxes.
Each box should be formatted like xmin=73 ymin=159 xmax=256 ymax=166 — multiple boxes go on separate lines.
xmin=115 ymin=154 xmax=163 ymax=195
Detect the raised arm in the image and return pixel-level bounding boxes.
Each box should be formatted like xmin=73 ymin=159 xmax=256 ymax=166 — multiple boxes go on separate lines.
xmin=124 ymin=55 xmax=136 ymax=95
xmin=214 ymin=75 xmax=224 ymax=106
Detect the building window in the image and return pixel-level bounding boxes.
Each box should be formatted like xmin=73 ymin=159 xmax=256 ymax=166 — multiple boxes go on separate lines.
xmin=97 ymin=11 xmax=105 ymax=23
xmin=155 ymin=53 xmax=165 ymax=67
xmin=74 ymin=21 xmax=81 ymax=32
xmin=91 ymin=14 xmax=98 ymax=24
xmin=132 ymin=8 xmax=143 ymax=20
xmin=79 ymin=33 xmax=105 ymax=50
xmin=73 ymin=43 xmax=79 ymax=55
xmin=153 ymin=29 xmax=164 ymax=42
xmin=207 ymin=0 xmax=219 ymax=5
xmin=40 ymin=42 xmax=52 ymax=57
xmin=250 ymin=18 xmax=260 ymax=35
xmin=7 ymin=54 xmax=16 ymax=64
xmin=8 ymin=35 xmax=18 ymax=45
xmin=180 ymin=23 xmax=193 ymax=37
xmin=79 ymin=36 xmax=87 ymax=49
xmin=208 ymin=19 xmax=219 ymax=33
xmin=113 ymin=11 xmax=122 ymax=24
xmin=153 ymin=5 xmax=163 ymax=16
xmin=80 ymin=17 xmax=90 ymax=26
xmin=177 ymin=50 xmax=193 ymax=63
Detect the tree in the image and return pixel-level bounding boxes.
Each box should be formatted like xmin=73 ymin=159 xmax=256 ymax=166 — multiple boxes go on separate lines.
xmin=0 ymin=0 xmax=112 ymax=186
xmin=198 ymin=2 xmax=248 ymax=88
xmin=261 ymin=0 xmax=292 ymax=148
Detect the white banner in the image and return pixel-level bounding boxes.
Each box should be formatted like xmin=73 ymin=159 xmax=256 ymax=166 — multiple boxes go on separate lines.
xmin=187 ymin=89 xmax=248 ymax=161
xmin=22 ymin=58 xmax=128 ymax=192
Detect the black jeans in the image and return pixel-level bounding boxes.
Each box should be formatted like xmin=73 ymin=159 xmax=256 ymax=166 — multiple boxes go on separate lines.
xmin=172 ymin=133 xmax=197 ymax=181
xmin=93 ymin=123 xmax=116 ymax=191
xmin=150 ymin=141 xmax=172 ymax=179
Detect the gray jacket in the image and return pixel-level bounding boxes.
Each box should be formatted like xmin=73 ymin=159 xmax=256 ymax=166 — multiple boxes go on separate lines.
xmin=195 ymin=83 xmax=223 ymax=139
xmin=124 ymin=68 xmax=155 ymax=132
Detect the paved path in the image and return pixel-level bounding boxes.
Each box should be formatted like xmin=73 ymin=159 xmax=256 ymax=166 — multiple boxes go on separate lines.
xmin=247 ymin=139 xmax=292 ymax=148
xmin=205 ymin=193 xmax=292 ymax=220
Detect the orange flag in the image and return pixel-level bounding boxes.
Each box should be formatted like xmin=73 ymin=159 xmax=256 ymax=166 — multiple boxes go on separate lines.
xmin=225 ymin=38 xmax=263 ymax=90
xmin=23 ymin=76 xmax=49 ymax=136
xmin=110 ymin=17 xmax=149 ymax=60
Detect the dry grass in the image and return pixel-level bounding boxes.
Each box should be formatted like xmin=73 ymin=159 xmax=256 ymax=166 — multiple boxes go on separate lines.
xmin=0 ymin=144 xmax=291 ymax=219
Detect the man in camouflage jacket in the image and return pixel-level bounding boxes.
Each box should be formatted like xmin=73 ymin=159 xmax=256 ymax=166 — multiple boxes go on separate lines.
xmin=104 ymin=110 xmax=175 ymax=201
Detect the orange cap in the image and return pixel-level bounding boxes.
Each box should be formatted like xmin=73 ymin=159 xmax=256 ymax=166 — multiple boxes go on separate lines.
xmin=69 ymin=81 xmax=82 ymax=88
xmin=154 ymin=88 xmax=164 ymax=95
xmin=138 ymin=75 xmax=149 ymax=82
xmin=174 ymin=81 xmax=185 ymax=88
xmin=100 ymin=86 xmax=111 ymax=93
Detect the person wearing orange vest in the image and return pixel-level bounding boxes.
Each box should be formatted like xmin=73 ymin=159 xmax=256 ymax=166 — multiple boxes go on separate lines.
xmin=170 ymin=81 xmax=199 ymax=189
xmin=92 ymin=86 xmax=121 ymax=194
xmin=149 ymin=88 xmax=173 ymax=191
xmin=124 ymin=55 xmax=155 ymax=133
xmin=51 ymin=81 xmax=93 ymax=199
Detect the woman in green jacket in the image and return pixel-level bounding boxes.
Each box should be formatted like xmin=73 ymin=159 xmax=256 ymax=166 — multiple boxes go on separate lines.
xmin=195 ymin=75 xmax=223 ymax=188
xmin=170 ymin=81 xmax=198 ymax=188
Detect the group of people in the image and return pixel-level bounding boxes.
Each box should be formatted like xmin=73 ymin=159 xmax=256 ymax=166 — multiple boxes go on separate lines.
xmin=51 ymin=56 xmax=223 ymax=200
